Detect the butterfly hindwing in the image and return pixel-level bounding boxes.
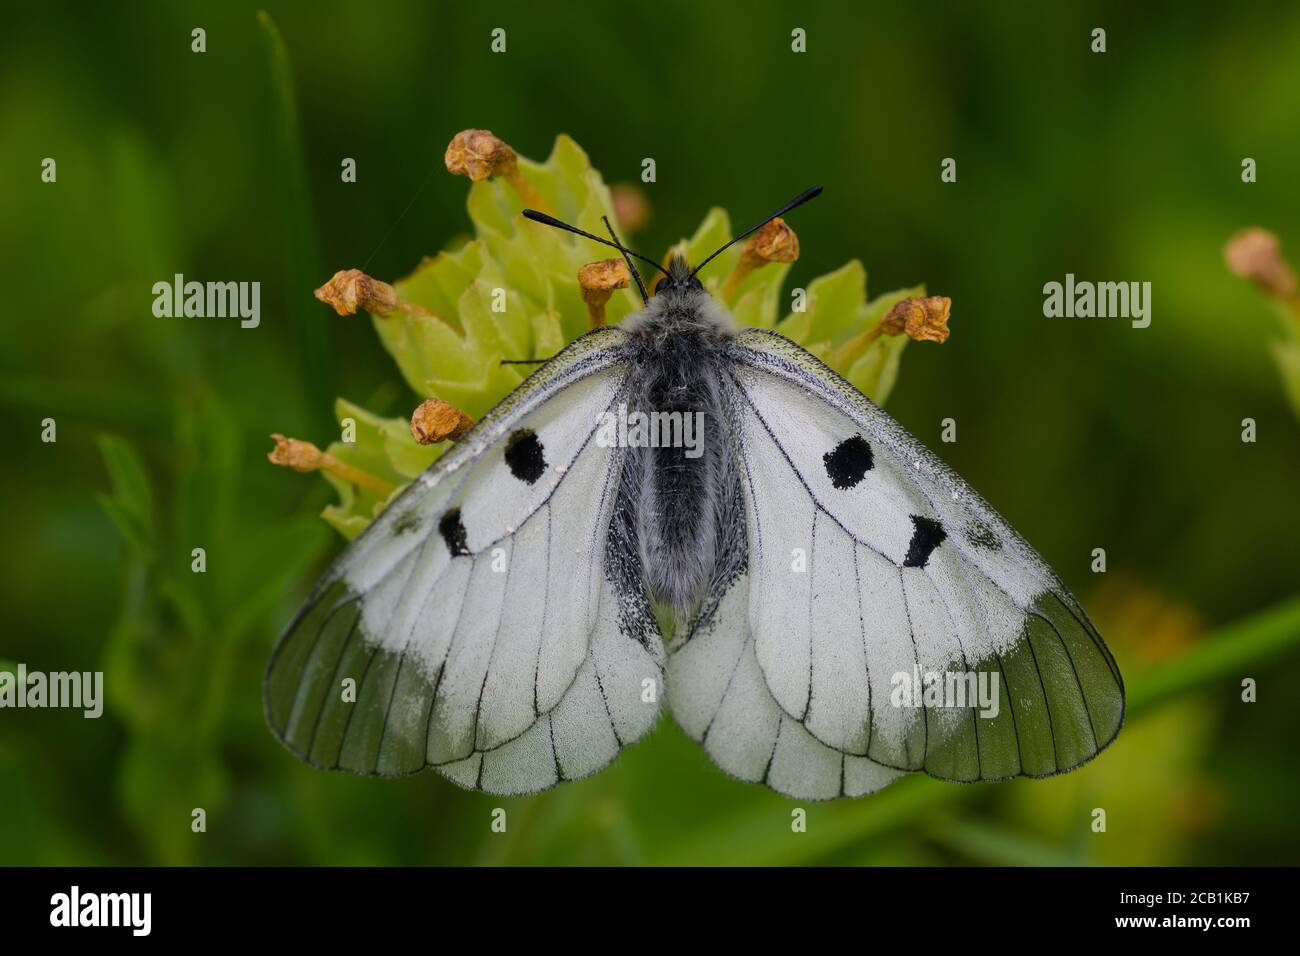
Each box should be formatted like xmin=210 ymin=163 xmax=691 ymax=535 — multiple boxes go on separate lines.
xmin=264 ymin=328 xmax=666 ymax=794
xmin=668 ymin=568 xmax=906 ymax=801
xmin=712 ymin=328 xmax=1123 ymax=787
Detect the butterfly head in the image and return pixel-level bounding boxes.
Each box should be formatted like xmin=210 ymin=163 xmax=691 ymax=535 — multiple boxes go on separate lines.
xmin=653 ymin=255 xmax=705 ymax=297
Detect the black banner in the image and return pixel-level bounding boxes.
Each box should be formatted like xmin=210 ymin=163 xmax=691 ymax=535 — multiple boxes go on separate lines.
xmin=0 ymin=866 xmax=1280 ymax=940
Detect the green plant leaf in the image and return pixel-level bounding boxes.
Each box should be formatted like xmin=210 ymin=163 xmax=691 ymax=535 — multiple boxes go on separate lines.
xmin=96 ymin=434 xmax=154 ymax=556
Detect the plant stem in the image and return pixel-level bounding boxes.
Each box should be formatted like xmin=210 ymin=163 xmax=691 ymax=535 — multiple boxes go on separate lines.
xmin=1127 ymin=593 xmax=1300 ymax=714
xmin=257 ymin=11 xmax=331 ymax=426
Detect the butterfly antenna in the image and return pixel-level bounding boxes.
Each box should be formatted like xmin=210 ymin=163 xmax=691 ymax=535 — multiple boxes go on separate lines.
xmin=601 ymin=215 xmax=649 ymax=303
xmin=691 ymin=185 xmax=823 ymax=278
xmin=521 ymin=209 xmax=670 ymax=280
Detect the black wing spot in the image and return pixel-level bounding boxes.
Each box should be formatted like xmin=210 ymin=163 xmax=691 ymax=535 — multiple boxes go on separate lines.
xmin=823 ymin=435 xmax=874 ymax=489
xmin=965 ymin=520 xmax=1001 ymax=551
xmin=903 ymin=515 xmax=946 ymax=568
xmin=438 ymin=508 xmax=470 ymax=556
xmin=504 ymin=429 xmax=547 ymax=484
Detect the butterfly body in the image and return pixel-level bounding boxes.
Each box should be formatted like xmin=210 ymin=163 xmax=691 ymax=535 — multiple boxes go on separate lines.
xmin=267 ymin=203 xmax=1123 ymax=800
xmin=623 ymin=257 xmax=744 ymax=618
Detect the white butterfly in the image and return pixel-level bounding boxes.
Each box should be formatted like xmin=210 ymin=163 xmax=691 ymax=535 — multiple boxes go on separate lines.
xmin=265 ymin=189 xmax=1124 ymax=799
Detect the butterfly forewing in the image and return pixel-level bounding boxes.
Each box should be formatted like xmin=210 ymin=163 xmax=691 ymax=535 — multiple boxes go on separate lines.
xmin=264 ymin=328 xmax=667 ymax=792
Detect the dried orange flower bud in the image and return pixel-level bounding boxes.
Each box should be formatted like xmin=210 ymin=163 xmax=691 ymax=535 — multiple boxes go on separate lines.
xmin=268 ymin=433 xmax=326 ymax=472
xmin=829 ymin=293 xmax=954 ymax=371
xmin=881 ymin=295 xmax=952 ymax=344
xmin=722 ymin=218 xmax=800 ymax=301
xmin=268 ymin=434 xmax=396 ymax=496
xmin=748 ymin=218 xmax=801 ymax=264
xmin=611 ymin=183 xmax=651 ymax=234
xmin=1224 ymin=227 xmax=1297 ymax=300
xmin=315 ymin=268 xmax=440 ymax=323
xmin=410 ymin=398 xmax=475 ymax=445
xmin=315 ymin=269 xmax=400 ymax=316
xmin=444 ymin=128 xmax=519 ymax=182
xmin=578 ymin=258 xmax=631 ymax=327
xmin=444 ymin=128 xmax=547 ymax=211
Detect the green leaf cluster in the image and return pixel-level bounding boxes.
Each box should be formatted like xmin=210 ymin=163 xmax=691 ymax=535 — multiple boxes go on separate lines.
xmin=320 ymin=136 xmax=931 ymax=536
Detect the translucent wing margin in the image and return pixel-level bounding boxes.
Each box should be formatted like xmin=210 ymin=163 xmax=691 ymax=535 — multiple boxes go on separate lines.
xmin=265 ymin=328 xmax=665 ymax=794
xmin=724 ymin=329 xmax=1124 ymax=783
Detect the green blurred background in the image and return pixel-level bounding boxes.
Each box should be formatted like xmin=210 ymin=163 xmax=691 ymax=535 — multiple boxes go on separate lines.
xmin=2 ymin=0 xmax=1299 ymax=865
